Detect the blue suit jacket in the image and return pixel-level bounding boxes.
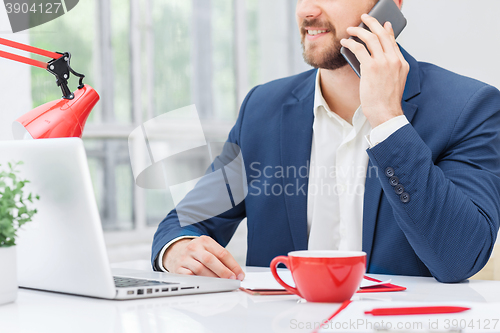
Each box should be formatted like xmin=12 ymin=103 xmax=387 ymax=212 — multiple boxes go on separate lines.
xmin=152 ymin=49 xmax=500 ymax=282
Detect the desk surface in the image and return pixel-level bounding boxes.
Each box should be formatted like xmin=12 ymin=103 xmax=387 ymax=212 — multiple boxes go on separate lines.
xmin=2 ymin=261 xmax=500 ymax=333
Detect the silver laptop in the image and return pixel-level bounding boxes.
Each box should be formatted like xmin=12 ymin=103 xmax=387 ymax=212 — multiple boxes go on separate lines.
xmin=0 ymin=138 xmax=239 ymax=300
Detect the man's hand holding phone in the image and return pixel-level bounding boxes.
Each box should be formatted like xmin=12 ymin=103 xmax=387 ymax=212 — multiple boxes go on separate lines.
xmin=163 ymin=235 xmax=245 ymax=281
xmin=340 ymin=14 xmax=409 ymax=129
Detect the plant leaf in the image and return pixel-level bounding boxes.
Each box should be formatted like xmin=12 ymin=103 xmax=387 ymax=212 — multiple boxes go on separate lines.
xmin=0 ymin=161 xmax=38 ymax=246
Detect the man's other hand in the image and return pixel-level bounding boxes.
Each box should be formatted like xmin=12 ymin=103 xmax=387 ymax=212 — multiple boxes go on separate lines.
xmin=162 ymin=235 xmax=245 ymax=281
xmin=340 ymin=14 xmax=409 ymax=128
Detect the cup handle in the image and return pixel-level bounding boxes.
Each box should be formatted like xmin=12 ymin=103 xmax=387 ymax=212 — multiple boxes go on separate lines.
xmin=270 ymin=256 xmax=302 ymax=298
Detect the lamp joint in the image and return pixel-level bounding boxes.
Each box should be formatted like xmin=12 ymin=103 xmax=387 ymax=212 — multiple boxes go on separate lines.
xmin=46 ymin=52 xmax=86 ymax=100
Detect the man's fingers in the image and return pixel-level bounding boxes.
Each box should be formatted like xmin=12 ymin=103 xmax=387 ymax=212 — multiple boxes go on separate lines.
xmin=382 ymin=22 xmax=409 ymax=76
xmin=348 ymin=15 xmax=407 ymax=78
xmin=220 ymin=253 xmax=246 ymax=281
xmin=176 ymin=266 xmax=195 ymax=275
xmin=345 ymin=26 xmax=383 ymax=57
xmin=199 ymin=236 xmax=245 ymax=280
xmin=179 ymin=257 xmax=219 ymax=278
xmin=387 ymin=21 xmax=407 ymax=70
xmin=360 ymin=14 xmax=396 ymax=54
xmin=340 ymin=38 xmax=371 ymax=64
xmin=384 ymin=22 xmax=400 ymax=54
xmin=384 ymin=21 xmax=396 ymax=38
xmin=165 ymin=235 xmax=244 ymax=280
xmin=191 ymin=249 xmax=237 ymax=279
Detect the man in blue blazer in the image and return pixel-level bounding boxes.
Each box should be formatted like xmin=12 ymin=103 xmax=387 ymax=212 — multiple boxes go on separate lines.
xmin=152 ymin=0 xmax=500 ymax=283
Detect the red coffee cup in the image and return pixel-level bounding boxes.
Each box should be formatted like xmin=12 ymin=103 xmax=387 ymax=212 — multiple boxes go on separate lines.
xmin=270 ymin=250 xmax=366 ymax=303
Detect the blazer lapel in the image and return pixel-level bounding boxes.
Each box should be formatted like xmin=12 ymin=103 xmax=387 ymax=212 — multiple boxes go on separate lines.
xmin=280 ymin=70 xmax=316 ymax=251
xmin=362 ymin=46 xmax=420 ymax=267
xmin=400 ymin=46 xmax=421 ymax=123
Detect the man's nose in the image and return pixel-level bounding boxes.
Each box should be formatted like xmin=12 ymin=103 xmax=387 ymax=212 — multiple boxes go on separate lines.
xmin=296 ymin=0 xmax=322 ymax=20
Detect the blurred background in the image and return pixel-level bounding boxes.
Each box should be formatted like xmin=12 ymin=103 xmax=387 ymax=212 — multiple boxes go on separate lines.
xmin=0 ymin=0 xmax=498 ymax=279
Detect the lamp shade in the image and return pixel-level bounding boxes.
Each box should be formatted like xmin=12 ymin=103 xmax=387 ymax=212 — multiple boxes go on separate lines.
xmin=12 ymin=84 xmax=99 ymax=140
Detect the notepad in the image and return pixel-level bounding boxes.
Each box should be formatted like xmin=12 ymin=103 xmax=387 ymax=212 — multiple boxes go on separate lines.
xmin=358 ymin=275 xmax=407 ymax=293
xmin=240 ymin=271 xmax=406 ymax=295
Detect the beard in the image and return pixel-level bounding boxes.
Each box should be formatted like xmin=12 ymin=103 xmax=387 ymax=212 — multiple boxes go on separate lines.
xmin=300 ymin=18 xmax=348 ymax=70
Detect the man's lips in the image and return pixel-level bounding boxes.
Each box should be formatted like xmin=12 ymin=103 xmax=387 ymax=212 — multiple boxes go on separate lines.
xmin=305 ymin=29 xmax=330 ymax=41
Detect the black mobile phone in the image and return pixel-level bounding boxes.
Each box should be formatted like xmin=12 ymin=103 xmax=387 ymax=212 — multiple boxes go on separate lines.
xmin=340 ymin=0 xmax=407 ymax=77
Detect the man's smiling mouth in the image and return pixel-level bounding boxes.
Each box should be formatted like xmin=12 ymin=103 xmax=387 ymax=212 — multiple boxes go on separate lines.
xmin=307 ymin=29 xmax=329 ymax=36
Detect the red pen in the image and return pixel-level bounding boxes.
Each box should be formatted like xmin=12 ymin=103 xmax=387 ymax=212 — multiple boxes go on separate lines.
xmin=312 ymin=300 xmax=352 ymax=333
xmin=365 ymin=306 xmax=471 ymax=316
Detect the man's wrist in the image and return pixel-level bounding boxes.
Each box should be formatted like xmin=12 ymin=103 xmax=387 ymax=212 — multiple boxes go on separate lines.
xmin=157 ymin=236 xmax=198 ymax=272
xmin=366 ymin=115 xmax=409 ymax=148
xmin=366 ymin=108 xmax=404 ymax=129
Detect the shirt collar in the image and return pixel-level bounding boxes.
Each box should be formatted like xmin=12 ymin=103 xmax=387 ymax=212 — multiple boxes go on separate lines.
xmin=313 ymin=68 xmax=333 ymax=117
xmin=313 ymin=69 xmax=367 ymax=131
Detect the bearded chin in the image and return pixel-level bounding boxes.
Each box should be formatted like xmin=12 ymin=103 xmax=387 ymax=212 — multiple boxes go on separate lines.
xmin=302 ymin=42 xmax=348 ymax=71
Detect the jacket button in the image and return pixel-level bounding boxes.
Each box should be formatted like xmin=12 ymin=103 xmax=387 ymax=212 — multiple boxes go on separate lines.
xmin=385 ymin=167 xmax=395 ymax=178
xmin=394 ymin=184 xmax=404 ymax=195
xmin=389 ymin=176 xmax=399 ymax=187
xmin=400 ymin=192 xmax=410 ymax=203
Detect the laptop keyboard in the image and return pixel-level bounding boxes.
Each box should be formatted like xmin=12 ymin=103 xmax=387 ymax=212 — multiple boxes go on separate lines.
xmin=113 ymin=276 xmax=177 ymax=288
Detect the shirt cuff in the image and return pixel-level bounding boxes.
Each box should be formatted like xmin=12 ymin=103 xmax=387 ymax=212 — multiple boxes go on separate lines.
xmin=156 ymin=236 xmax=199 ymax=272
xmin=366 ymin=115 xmax=409 ymax=148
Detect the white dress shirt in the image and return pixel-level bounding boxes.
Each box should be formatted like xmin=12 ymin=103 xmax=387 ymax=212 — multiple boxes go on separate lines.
xmin=307 ymin=69 xmax=408 ymax=251
xmin=157 ymin=69 xmax=409 ymax=270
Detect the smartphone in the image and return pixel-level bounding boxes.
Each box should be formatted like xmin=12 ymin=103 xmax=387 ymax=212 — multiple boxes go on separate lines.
xmin=340 ymin=0 xmax=407 ymax=77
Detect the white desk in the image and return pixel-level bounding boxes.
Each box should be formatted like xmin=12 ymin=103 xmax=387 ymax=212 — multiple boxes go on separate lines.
xmin=1 ymin=262 xmax=500 ymax=333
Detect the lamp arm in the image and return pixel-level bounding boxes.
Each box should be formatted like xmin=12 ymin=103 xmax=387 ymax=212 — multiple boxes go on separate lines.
xmin=68 ymin=60 xmax=86 ymax=89
xmin=0 ymin=38 xmax=86 ymax=99
xmin=0 ymin=49 xmax=47 ymax=69
xmin=0 ymin=37 xmax=62 ymax=61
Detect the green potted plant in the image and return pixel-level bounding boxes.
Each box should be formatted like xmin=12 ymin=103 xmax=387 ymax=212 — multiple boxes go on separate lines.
xmin=0 ymin=161 xmax=38 ymax=305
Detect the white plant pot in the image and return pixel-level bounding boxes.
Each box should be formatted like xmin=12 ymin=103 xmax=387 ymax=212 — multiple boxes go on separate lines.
xmin=0 ymin=246 xmax=17 ymax=305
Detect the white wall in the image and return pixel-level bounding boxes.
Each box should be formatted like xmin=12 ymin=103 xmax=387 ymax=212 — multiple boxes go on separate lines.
xmin=0 ymin=6 xmax=32 ymax=141
xmin=398 ymin=0 xmax=500 ymax=89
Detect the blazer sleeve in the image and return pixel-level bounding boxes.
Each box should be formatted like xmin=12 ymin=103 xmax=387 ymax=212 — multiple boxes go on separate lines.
xmin=151 ymin=86 xmax=259 ymax=270
xmin=366 ymin=85 xmax=500 ymax=283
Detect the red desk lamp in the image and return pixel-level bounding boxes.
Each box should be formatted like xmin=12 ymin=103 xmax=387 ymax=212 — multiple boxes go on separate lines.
xmin=0 ymin=37 xmax=99 ymax=139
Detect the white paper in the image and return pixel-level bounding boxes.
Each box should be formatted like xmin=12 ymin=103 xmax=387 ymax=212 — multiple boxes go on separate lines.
xmin=241 ymin=271 xmax=295 ymax=290
xmin=241 ymin=271 xmax=391 ymax=291
xmin=359 ymin=278 xmax=392 ymax=289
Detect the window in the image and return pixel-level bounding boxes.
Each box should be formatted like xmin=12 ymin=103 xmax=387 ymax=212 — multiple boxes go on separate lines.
xmin=29 ymin=0 xmax=309 ymax=262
